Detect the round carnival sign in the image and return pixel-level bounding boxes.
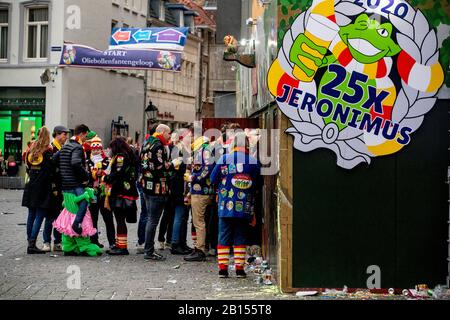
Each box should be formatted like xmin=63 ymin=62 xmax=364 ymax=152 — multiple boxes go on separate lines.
xmin=268 ymin=0 xmax=445 ymax=169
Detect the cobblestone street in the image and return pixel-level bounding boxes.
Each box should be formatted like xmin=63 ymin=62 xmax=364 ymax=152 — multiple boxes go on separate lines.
xmin=0 ymin=190 xmax=292 ymax=300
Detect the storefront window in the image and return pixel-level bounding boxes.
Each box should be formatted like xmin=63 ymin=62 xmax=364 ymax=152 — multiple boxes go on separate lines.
xmin=0 ymin=88 xmax=45 ymax=163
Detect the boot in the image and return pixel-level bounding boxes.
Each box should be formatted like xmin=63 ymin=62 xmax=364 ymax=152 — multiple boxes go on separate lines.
xmin=107 ymin=247 xmax=129 ymax=255
xmin=27 ymin=240 xmax=46 ymax=254
xmin=183 ymin=248 xmax=206 ymax=262
xmin=171 ymin=243 xmax=192 ymax=255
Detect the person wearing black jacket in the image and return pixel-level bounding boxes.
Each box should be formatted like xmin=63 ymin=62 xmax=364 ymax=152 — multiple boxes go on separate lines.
xmin=169 ymin=130 xmax=194 ymax=255
xmin=141 ymin=124 xmax=173 ymax=261
xmin=104 ymin=137 xmax=138 ymax=255
xmin=41 ymin=125 xmax=69 ymax=252
xmin=58 ymin=124 xmax=91 ymax=235
xmin=22 ymin=126 xmax=54 ymax=254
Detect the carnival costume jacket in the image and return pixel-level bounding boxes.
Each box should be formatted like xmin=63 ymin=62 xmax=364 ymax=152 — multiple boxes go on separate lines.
xmin=210 ymin=149 xmax=261 ymax=221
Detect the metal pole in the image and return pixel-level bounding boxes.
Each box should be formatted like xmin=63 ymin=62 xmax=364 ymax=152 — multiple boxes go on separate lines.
xmin=143 ymin=70 xmax=148 ymax=144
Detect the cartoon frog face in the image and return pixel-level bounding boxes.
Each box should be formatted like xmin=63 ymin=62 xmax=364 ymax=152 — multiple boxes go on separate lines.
xmin=339 ymin=14 xmax=401 ymax=64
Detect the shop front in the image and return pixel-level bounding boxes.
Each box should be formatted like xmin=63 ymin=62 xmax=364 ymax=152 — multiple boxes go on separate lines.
xmin=0 ymin=87 xmax=45 ymax=179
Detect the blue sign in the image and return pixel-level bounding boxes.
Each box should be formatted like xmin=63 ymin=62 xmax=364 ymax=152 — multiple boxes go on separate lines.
xmin=59 ymin=43 xmax=182 ymax=71
xmin=109 ymin=27 xmax=189 ymax=51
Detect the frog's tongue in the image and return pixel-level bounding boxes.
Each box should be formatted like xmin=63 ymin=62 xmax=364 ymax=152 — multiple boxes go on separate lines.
xmin=348 ymin=38 xmax=382 ymax=57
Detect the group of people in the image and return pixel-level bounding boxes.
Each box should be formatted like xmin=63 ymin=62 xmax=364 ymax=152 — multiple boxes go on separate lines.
xmin=22 ymin=121 xmax=262 ymax=278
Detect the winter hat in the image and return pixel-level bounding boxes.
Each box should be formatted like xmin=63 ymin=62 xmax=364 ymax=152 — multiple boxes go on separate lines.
xmin=90 ymin=136 xmax=103 ymax=150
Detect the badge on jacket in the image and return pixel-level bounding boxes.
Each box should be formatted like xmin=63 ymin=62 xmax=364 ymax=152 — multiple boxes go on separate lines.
xmin=231 ymin=174 xmax=252 ymax=189
xmin=221 ymin=166 xmax=228 ymax=175
xmin=235 ymin=201 xmax=244 ymax=212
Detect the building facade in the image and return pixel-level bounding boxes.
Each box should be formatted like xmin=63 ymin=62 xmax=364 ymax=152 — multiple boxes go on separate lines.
xmin=145 ymin=0 xmax=203 ymax=129
xmin=0 ymin=0 xmax=148 ymax=174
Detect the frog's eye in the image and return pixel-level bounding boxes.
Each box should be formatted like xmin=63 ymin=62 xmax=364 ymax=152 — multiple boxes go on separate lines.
xmin=377 ymin=28 xmax=389 ymax=37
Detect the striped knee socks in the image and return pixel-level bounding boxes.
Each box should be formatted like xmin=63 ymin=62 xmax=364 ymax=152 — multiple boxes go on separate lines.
xmin=116 ymin=234 xmax=127 ymax=249
xmin=233 ymin=245 xmax=246 ymax=270
xmin=217 ymin=245 xmax=230 ymax=270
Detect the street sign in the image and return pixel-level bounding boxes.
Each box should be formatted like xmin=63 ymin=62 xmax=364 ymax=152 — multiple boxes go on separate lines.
xmin=109 ymin=27 xmax=189 ymax=51
xmin=59 ymin=43 xmax=182 ymax=71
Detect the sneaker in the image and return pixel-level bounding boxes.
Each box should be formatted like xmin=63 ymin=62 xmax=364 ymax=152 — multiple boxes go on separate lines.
xmin=219 ymin=269 xmax=229 ymax=278
xmin=184 ymin=249 xmax=206 ymax=262
xmin=236 ymin=268 xmax=247 ymax=278
xmin=107 ymin=247 xmax=129 ymax=255
xmin=42 ymin=242 xmax=51 ymax=252
xmin=136 ymin=243 xmax=145 ymax=254
xmin=164 ymin=242 xmax=172 ymax=250
xmin=158 ymin=241 xmax=165 ymax=250
xmin=182 ymin=245 xmax=194 ymax=254
xmin=207 ymin=248 xmax=217 ymax=257
xmin=53 ymin=243 xmax=63 ymax=252
xmin=144 ymin=252 xmax=166 ymax=261
xmin=171 ymin=244 xmax=192 ymax=255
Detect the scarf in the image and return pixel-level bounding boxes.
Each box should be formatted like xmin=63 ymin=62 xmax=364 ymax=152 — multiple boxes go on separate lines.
xmin=52 ymin=139 xmax=62 ymax=151
xmin=153 ymin=132 xmax=170 ymax=146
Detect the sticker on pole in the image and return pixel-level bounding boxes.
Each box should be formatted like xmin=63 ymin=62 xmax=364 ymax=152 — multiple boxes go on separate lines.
xmin=268 ymin=0 xmax=444 ymax=169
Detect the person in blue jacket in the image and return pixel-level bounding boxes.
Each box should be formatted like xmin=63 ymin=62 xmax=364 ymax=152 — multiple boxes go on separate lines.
xmin=210 ymin=131 xmax=261 ymax=278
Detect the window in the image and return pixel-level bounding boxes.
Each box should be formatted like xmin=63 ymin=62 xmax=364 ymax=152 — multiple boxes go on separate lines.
xmin=111 ymin=20 xmax=118 ymax=32
xmin=179 ymin=12 xmax=184 ymax=27
xmin=25 ymin=6 xmax=48 ymax=60
xmin=159 ymin=1 xmax=165 ymax=21
xmin=0 ymin=8 xmax=8 ymax=61
xmin=140 ymin=0 xmax=147 ymax=15
xmin=132 ymin=0 xmax=139 ymax=12
xmin=112 ymin=0 xmax=120 ymax=6
xmin=122 ymin=23 xmax=129 ymax=28
xmin=124 ymin=0 xmax=130 ymax=10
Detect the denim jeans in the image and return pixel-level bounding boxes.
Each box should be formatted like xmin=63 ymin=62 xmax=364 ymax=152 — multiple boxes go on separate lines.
xmin=143 ymin=195 xmax=167 ymax=255
xmin=137 ymin=184 xmax=148 ymax=245
xmin=64 ymin=187 xmax=89 ymax=225
xmin=27 ymin=208 xmax=46 ymax=241
xmin=158 ymin=200 xmax=174 ymax=244
xmin=218 ymin=217 xmax=249 ymax=247
xmin=43 ymin=216 xmax=62 ymax=244
xmin=171 ymin=205 xmax=188 ymax=245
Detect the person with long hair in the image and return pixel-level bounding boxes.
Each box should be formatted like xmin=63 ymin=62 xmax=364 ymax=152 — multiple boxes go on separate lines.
xmin=22 ymin=126 xmax=54 ymax=254
xmin=104 ymin=136 xmax=138 ymax=255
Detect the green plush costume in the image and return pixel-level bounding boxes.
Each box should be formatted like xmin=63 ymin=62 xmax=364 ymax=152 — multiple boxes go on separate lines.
xmin=61 ymin=188 xmax=103 ymax=257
